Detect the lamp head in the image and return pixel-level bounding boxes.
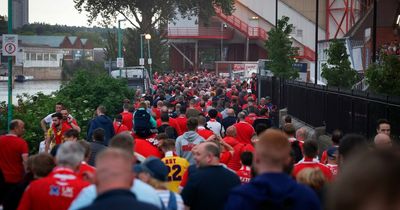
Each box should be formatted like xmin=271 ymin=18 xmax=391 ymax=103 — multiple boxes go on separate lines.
xmin=145 ymin=34 xmax=152 ymax=40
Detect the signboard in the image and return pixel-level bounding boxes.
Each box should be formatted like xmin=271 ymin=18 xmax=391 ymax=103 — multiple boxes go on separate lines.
xmin=245 ymin=64 xmax=258 ymax=77
xmin=2 ymin=34 xmax=18 ymax=56
xmin=233 ymin=64 xmax=245 ymax=72
xmin=148 ymin=58 xmax=152 ymax=65
xmin=292 ymin=63 xmax=307 ymax=72
xmin=139 ymin=58 xmax=145 ymax=66
xmin=117 ymin=57 xmax=124 ymax=68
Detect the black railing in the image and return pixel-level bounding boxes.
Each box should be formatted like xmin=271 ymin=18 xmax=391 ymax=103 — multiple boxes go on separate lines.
xmin=259 ymin=76 xmax=400 ymax=139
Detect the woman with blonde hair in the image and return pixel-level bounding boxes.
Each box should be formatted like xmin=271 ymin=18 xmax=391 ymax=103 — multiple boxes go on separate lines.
xmin=296 ymin=167 xmax=327 ymax=205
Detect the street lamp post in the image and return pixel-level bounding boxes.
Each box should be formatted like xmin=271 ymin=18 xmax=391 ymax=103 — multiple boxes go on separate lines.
xmin=7 ymin=0 xmax=13 ymax=131
xmin=140 ymin=34 xmax=151 ymax=78
xmin=146 ymin=35 xmax=152 ymax=80
xmin=117 ymin=19 xmax=126 ymax=78
xmin=139 ymin=34 xmax=146 ymax=65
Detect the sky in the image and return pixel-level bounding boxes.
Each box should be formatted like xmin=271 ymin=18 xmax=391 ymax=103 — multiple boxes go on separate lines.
xmin=0 ymin=0 xmax=105 ymax=27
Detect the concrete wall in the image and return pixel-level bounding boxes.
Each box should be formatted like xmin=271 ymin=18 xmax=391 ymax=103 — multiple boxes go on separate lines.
xmin=12 ymin=67 xmax=62 ymax=80
xmin=281 ymin=0 xmax=327 ymax=30
xmin=239 ymin=0 xmax=326 ymax=50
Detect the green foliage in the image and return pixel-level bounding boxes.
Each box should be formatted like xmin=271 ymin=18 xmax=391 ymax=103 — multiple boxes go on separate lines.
xmin=321 ymin=40 xmax=358 ymax=88
xmin=0 ymin=71 xmax=133 ymax=154
xmin=365 ymin=55 xmax=400 ymax=95
xmin=264 ymin=16 xmax=299 ymax=80
xmin=74 ymin=0 xmax=234 ymax=29
xmin=104 ymin=31 xmax=118 ymax=60
xmin=62 ymin=60 xmax=105 ymax=80
xmin=122 ymin=28 xmax=169 ymax=70
xmin=0 ymin=16 xmax=7 ymax=35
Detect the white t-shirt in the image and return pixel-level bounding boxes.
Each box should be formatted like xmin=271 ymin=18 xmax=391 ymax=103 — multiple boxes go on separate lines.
xmin=206 ymin=119 xmax=224 ymax=137
xmin=156 ymin=190 xmax=184 ymax=210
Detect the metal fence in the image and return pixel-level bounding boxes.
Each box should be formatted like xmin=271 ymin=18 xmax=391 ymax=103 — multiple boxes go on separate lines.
xmin=259 ymin=76 xmax=400 ymax=139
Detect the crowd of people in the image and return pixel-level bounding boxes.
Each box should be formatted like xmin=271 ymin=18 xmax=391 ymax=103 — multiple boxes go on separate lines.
xmin=378 ymin=40 xmax=400 ymax=56
xmin=0 ymin=71 xmax=399 ymax=210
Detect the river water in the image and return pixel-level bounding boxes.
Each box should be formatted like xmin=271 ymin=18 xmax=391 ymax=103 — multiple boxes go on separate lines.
xmin=0 ymin=80 xmax=62 ymax=105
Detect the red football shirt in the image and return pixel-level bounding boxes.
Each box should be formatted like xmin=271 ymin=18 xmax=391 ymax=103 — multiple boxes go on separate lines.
xmin=152 ymin=107 xmax=161 ymax=120
xmin=52 ymin=121 xmax=75 ymax=145
xmin=113 ymin=121 xmax=130 ymax=134
xmin=76 ymin=161 xmax=96 ymax=180
xmin=197 ymin=127 xmax=214 ymax=140
xmin=234 ymin=121 xmax=255 ymax=144
xmin=120 ymin=111 xmax=133 ymax=131
xmin=244 ymin=113 xmax=258 ymax=125
xmin=224 ymin=136 xmax=254 ymax=171
xmin=156 ymin=118 xmax=183 ymax=136
xmin=17 ymin=167 xmax=90 ymax=210
xmin=292 ymin=158 xmax=333 ymax=181
xmin=220 ymin=151 xmax=232 ymax=165
xmin=0 ymin=134 xmax=29 ymax=183
xmin=237 ymin=166 xmax=252 ymax=184
xmin=326 ymin=164 xmax=338 ymax=177
xmin=175 ymin=116 xmax=188 ymax=133
xmin=135 ymin=138 xmax=163 ymax=158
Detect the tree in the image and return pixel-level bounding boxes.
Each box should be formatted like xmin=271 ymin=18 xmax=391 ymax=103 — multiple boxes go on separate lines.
xmin=321 ymin=39 xmax=358 ymax=88
xmin=264 ymin=16 xmax=299 ymax=80
xmin=73 ymin=0 xmax=234 ymax=30
xmin=365 ymin=55 xmax=400 ymax=96
xmin=104 ymin=30 xmax=118 ymax=60
xmin=0 ymin=16 xmax=7 ymax=35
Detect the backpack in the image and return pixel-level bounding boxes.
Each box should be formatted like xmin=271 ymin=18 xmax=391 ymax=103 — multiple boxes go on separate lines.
xmin=134 ymin=109 xmax=152 ymax=137
xmin=160 ymin=191 xmax=177 ymax=210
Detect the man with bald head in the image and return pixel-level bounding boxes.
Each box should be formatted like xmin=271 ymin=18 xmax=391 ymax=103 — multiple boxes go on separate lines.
xmin=181 ymin=142 xmax=240 ymax=210
xmin=79 ymin=149 xmax=158 ymax=210
xmin=374 ymin=133 xmax=392 ymax=149
xmin=225 ymin=129 xmax=321 ymax=210
xmin=222 ymin=108 xmax=237 ymax=131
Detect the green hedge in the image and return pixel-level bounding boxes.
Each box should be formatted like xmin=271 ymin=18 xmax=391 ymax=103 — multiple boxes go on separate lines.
xmin=0 ymin=70 xmax=134 ymax=154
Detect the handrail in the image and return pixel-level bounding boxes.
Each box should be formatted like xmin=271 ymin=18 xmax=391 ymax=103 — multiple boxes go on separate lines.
xmin=166 ymin=27 xmax=235 ymax=39
xmin=214 ymin=7 xmax=268 ymax=40
xmin=214 ymin=6 xmax=315 ymax=61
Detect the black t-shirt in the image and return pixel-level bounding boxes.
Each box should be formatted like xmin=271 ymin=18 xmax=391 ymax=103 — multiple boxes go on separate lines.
xmin=181 ymin=165 xmax=241 ymax=210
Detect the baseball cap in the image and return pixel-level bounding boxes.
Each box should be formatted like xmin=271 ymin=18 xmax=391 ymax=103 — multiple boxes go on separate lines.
xmin=327 ymin=146 xmax=338 ymax=159
xmin=134 ymin=156 xmax=168 ymax=181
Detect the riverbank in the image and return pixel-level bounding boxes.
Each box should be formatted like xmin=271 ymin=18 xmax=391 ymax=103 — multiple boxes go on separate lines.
xmin=0 ymin=80 xmax=62 ymax=104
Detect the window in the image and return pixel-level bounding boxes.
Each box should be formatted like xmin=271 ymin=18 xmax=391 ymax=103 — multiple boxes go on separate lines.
xmin=50 ymin=54 xmax=57 ymax=61
xmin=44 ymin=53 xmax=49 ymax=61
xmin=37 ymin=53 xmax=43 ymax=60
xmin=31 ymin=53 xmax=36 ymax=61
xmin=25 ymin=53 xmax=30 ymax=61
